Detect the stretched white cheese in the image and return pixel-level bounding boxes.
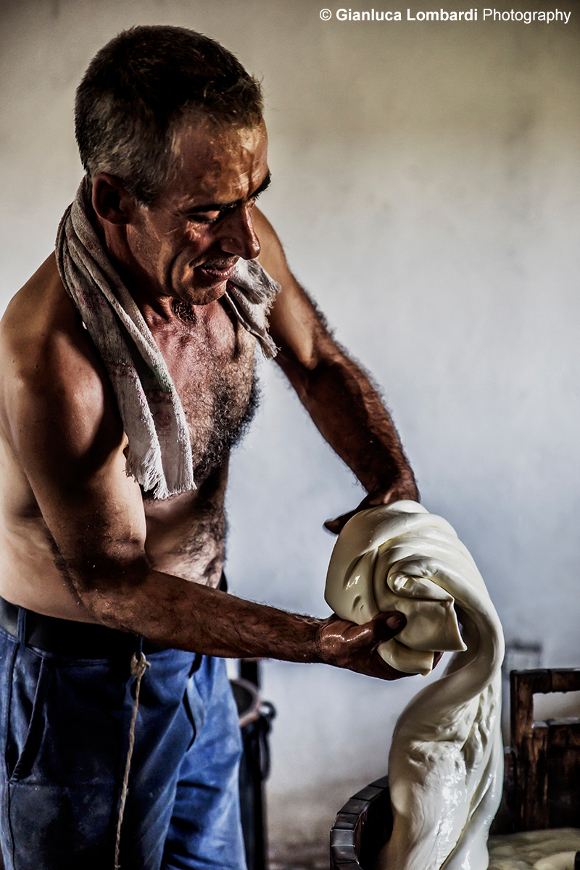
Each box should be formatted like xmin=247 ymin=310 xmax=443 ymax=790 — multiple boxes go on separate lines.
xmin=326 ymin=501 xmax=468 ymax=675
xmin=325 ymin=501 xmax=505 ymax=870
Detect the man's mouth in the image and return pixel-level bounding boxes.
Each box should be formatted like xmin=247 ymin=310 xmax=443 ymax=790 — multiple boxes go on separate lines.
xmin=195 ymin=259 xmax=238 ymax=280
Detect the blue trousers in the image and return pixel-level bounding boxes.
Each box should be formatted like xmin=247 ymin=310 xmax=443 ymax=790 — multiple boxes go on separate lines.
xmin=0 ymin=610 xmax=247 ymax=870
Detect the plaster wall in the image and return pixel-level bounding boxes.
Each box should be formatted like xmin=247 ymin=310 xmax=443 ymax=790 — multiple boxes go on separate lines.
xmin=1 ymin=0 xmax=579 ymax=846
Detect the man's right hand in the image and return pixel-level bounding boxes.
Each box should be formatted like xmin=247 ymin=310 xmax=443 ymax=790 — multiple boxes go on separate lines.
xmin=315 ymin=611 xmax=411 ymax=680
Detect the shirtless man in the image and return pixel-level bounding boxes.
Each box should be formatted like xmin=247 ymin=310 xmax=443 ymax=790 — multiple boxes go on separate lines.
xmin=0 ymin=25 xmax=418 ymax=870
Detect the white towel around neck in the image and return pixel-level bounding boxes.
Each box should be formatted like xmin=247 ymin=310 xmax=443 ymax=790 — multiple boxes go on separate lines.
xmin=55 ymin=178 xmax=280 ymax=499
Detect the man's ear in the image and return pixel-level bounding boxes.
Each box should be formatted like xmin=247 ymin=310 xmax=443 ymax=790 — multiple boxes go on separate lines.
xmin=92 ymin=174 xmax=138 ymax=225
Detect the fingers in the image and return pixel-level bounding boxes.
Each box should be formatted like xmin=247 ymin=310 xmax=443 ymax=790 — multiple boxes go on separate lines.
xmin=323 ymin=488 xmax=414 ymax=535
xmin=323 ymin=510 xmax=357 ymax=535
xmin=323 ymin=497 xmax=386 ymax=535
xmin=325 ymin=611 xmax=406 ymax=649
xmin=371 ymin=610 xmax=407 ymax=641
xmin=316 ymin=611 xmax=410 ymax=681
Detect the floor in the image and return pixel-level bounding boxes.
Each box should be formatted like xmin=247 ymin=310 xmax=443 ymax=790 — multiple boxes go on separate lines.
xmin=268 ymin=842 xmax=329 ymax=870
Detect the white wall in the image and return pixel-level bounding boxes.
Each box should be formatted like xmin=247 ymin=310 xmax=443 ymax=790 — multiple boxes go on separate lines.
xmin=1 ymin=0 xmax=579 ymax=847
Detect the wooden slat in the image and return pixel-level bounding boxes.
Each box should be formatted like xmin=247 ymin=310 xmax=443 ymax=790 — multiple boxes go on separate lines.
xmin=550 ymin=670 xmax=580 ymax=693
xmin=330 ymin=778 xmax=392 ymax=869
xmin=511 ymin=669 xmax=551 ymax=749
xmin=547 ymin=719 xmax=580 ymax=827
xmin=490 ymin=748 xmax=516 ymax=834
xmin=330 ymin=827 xmax=360 ymax=863
xmin=522 ymin=723 xmax=550 ymax=829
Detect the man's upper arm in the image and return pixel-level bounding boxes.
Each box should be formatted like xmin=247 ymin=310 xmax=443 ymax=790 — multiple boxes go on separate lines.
xmin=3 ymin=320 xmax=147 ymax=583
xmin=254 ymin=208 xmax=418 ymax=509
xmin=255 ymin=208 xmax=337 ymax=374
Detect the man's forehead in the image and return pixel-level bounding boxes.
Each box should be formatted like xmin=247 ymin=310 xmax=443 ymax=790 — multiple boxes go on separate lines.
xmin=169 ymin=121 xmax=269 ymax=200
xmin=174 ymin=121 xmax=267 ymax=166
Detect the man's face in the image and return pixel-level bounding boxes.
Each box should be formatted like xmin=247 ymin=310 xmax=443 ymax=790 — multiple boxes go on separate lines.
xmin=124 ymin=121 xmax=270 ymax=307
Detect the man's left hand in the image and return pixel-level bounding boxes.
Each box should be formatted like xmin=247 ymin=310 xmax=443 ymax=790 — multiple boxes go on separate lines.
xmin=324 ymin=484 xmax=419 ymax=535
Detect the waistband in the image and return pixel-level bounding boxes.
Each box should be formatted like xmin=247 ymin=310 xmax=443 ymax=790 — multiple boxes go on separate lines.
xmin=0 ymin=596 xmax=168 ymax=658
xmin=0 ymin=574 xmax=227 ymax=659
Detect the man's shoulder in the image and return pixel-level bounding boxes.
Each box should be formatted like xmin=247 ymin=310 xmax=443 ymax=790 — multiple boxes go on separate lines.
xmin=0 ymin=253 xmax=115 ymax=441
xmin=3 ymin=252 xmax=75 ymax=342
xmin=254 ymin=208 xmax=287 ymax=279
xmin=3 ymin=253 xmax=99 ymax=374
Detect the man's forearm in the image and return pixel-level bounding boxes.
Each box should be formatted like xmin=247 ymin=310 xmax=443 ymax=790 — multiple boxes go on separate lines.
xmin=69 ymin=559 xmax=408 ymax=681
xmin=277 ymin=349 xmax=418 ymax=501
xmin=75 ymin=561 xmax=321 ymax=660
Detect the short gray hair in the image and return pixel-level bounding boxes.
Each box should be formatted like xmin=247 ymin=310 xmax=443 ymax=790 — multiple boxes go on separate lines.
xmin=75 ymin=25 xmax=264 ymax=205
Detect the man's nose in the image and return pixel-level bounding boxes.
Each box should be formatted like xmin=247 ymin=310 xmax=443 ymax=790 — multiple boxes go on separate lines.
xmin=217 ymin=203 xmax=260 ymax=260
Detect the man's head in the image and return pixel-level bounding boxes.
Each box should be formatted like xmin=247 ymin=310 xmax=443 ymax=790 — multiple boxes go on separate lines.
xmin=75 ymin=25 xmax=264 ymax=206
xmin=76 ymin=26 xmax=270 ymax=307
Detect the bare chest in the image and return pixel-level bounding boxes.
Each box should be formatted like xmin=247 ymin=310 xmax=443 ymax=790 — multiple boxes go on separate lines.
xmin=150 ymin=301 xmax=258 ymax=482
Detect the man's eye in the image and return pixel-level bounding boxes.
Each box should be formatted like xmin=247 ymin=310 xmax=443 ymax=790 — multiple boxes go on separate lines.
xmin=188 ymin=211 xmax=222 ymax=224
